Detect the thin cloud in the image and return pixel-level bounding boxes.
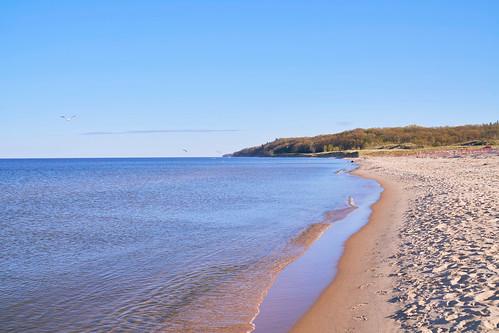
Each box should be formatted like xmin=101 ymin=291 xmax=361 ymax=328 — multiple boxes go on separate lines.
xmin=82 ymin=129 xmax=240 ymax=135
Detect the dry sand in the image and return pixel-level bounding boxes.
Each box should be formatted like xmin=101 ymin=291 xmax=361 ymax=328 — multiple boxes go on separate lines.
xmin=291 ymin=155 xmax=498 ymax=332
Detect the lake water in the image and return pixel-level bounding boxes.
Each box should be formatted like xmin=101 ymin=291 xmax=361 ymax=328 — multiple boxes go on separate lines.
xmin=0 ymin=157 xmax=380 ymax=332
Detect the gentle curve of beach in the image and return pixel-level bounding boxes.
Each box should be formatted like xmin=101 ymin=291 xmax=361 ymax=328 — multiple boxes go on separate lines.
xmin=292 ymin=155 xmax=498 ymax=332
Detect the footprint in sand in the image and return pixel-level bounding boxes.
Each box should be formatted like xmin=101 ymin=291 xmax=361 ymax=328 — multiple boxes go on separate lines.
xmin=353 ymin=315 xmax=368 ymax=321
xmin=358 ymin=282 xmax=373 ymax=289
xmin=351 ymin=303 xmax=368 ymax=310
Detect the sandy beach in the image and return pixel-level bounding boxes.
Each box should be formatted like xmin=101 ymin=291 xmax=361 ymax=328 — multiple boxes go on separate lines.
xmin=292 ymin=154 xmax=498 ymax=332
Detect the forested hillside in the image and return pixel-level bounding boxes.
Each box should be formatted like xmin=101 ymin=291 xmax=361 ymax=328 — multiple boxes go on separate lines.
xmin=233 ymin=123 xmax=499 ymax=157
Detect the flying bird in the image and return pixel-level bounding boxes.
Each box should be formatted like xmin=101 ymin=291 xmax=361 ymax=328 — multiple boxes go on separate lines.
xmin=60 ymin=115 xmax=77 ymax=122
xmin=182 ymin=149 xmax=188 ymax=153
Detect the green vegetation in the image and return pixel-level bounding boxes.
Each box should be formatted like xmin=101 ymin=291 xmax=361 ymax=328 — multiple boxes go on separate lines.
xmin=232 ymin=122 xmax=499 ymax=157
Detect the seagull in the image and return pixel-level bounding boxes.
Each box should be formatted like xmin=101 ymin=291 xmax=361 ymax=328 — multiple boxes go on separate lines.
xmin=60 ymin=115 xmax=77 ymax=122
xmin=182 ymin=149 xmax=188 ymax=153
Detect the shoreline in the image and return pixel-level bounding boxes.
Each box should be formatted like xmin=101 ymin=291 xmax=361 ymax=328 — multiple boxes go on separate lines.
xmin=290 ymin=159 xmax=405 ymax=332
xmin=251 ymin=166 xmax=382 ymax=333
xmin=250 ymin=205 xmax=359 ymax=333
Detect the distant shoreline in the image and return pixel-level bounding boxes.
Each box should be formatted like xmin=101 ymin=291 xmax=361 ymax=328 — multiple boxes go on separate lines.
xmin=229 ymin=144 xmax=497 ymax=158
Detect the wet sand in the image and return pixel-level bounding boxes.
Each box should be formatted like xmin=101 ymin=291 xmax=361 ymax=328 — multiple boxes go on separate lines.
xmin=252 ymin=199 xmax=378 ymax=333
xmin=291 ymin=155 xmax=499 ymax=332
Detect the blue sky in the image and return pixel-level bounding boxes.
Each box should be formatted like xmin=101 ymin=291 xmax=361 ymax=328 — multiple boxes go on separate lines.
xmin=1 ymin=1 xmax=498 ymax=157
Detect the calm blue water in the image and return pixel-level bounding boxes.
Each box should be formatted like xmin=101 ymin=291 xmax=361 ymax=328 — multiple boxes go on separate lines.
xmin=0 ymin=158 xmax=379 ymax=332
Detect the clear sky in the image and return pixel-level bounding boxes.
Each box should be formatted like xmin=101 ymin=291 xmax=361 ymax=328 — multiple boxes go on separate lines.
xmin=1 ymin=1 xmax=498 ymax=157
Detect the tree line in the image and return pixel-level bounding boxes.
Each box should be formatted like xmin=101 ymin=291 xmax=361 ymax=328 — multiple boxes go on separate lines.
xmin=233 ymin=122 xmax=499 ymax=156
